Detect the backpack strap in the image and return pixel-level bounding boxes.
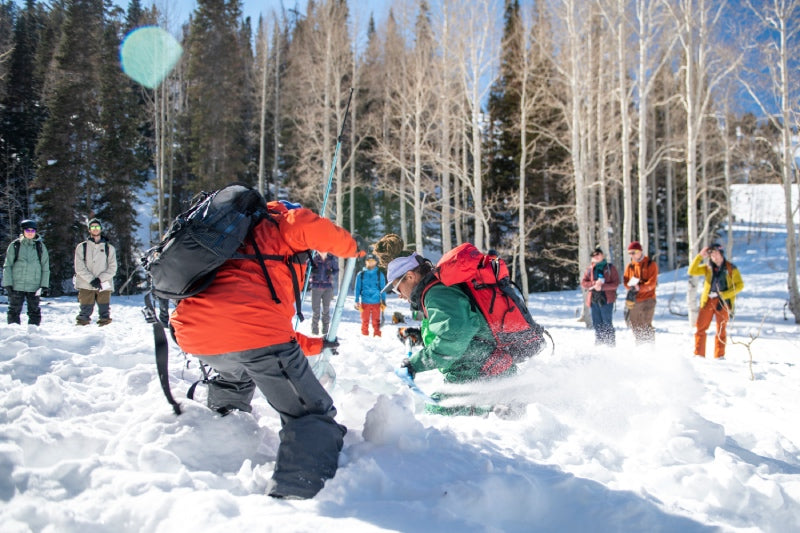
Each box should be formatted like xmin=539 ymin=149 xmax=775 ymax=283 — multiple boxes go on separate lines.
xmin=418 ymin=279 xmax=442 ymax=319
xmin=83 ymin=239 xmax=110 ymax=262
xmin=12 ymin=239 xmax=43 ymax=264
xmin=249 ymin=232 xmax=282 ymax=306
xmin=143 ymin=292 xmax=182 ymax=415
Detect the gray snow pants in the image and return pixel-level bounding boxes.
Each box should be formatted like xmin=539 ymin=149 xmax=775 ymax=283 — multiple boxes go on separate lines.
xmin=195 ymin=340 xmax=346 ymax=499
xmin=310 ymin=287 xmax=333 ymax=335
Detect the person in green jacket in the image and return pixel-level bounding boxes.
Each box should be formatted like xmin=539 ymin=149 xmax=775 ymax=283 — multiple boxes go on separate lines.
xmin=384 ymin=252 xmax=515 ymax=415
xmin=2 ymin=219 xmax=50 ymax=325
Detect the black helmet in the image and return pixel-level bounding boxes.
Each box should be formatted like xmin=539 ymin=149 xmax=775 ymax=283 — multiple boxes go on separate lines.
xmin=20 ymin=219 xmax=37 ymax=231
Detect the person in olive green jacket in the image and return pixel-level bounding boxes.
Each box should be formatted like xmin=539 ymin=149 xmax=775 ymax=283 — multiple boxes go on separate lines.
xmin=3 ymin=219 xmax=50 ymax=325
xmin=384 ymin=252 xmax=515 ymax=415
xmin=688 ymin=243 xmax=744 ymax=359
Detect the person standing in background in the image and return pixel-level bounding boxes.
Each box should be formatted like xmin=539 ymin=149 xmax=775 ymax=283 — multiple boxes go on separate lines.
xmin=74 ymin=218 xmax=117 ymax=326
xmin=309 ymin=251 xmax=339 ymax=336
xmin=623 ymin=241 xmax=658 ymax=344
xmin=580 ymin=246 xmax=620 ymax=346
xmin=354 ymin=253 xmax=386 ymax=337
xmin=689 ymin=243 xmax=744 ymax=359
xmin=3 ymin=219 xmax=50 ymax=325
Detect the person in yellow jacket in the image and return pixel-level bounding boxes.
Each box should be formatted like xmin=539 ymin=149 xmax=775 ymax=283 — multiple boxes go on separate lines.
xmin=688 ymin=243 xmax=744 ymax=359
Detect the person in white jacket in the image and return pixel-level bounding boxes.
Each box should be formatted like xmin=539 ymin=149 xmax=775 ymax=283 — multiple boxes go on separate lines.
xmin=73 ymin=218 xmax=117 ymax=326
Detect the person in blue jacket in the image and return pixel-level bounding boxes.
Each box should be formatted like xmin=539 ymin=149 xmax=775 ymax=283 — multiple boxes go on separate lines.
xmin=354 ymin=253 xmax=386 ymax=336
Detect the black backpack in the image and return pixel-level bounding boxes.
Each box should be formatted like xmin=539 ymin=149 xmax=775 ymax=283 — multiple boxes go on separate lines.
xmin=142 ymin=184 xmax=273 ymax=300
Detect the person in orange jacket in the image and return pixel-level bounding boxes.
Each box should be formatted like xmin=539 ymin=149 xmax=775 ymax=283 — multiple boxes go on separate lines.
xmin=623 ymin=241 xmax=658 ymax=344
xmin=170 ymin=199 xmax=358 ymax=500
xmin=688 ymin=243 xmax=744 ymax=359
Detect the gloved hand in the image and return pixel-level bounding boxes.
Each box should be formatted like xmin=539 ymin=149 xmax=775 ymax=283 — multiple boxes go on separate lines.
xmin=354 ymin=302 xmax=362 ymax=311
xmin=35 ymin=288 xmax=46 ymax=297
xmin=400 ymin=358 xmax=416 ymax=379
xmin=322 ymin=338 xmax=340 ymax=355
xmin=380 ymin=302 xmax=386 ymax=311
xmin=625 ymin=289 xmax=637 ymax=309
xmin=392 ymin=311 xmax=405 ymax=324
xmin=397 ymin=327 xmax=422 ymax=347
xmin=91 ymin=277 xmax=102 ymax=289
xmin=708 ymin=291 xmax=718 ymax=299
xmin=356 ymin=250 xmax=366 ymax=258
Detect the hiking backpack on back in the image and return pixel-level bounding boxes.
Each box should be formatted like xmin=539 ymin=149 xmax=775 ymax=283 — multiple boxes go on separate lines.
xmin=141 ymin=183 xmax=268 ymax=300
xmin=423 ymin=243 xmax=548 ymax=376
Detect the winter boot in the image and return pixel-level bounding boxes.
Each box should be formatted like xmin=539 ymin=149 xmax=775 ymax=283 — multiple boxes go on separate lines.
xmin=97 ymin=318 xmax=112 ymax=326
xmin=77 ymin=304 xmax=93 ymax=325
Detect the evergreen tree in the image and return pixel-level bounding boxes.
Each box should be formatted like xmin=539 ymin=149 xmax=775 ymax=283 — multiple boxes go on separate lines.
xmin=94 ymin=8 xmax=148 ymax=290
xmin=487 ymin=0 xmax=523 ymax=196
xmin=1 ymin=0 xmax=47 ymax=243
xmin=34 ymin=0 xmax=105 ymax=292
xmin=184 ymin=0 xmax=251 ymax=192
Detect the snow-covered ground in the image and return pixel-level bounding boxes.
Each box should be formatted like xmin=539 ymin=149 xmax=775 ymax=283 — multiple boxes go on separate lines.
xmin=1 ymin=221 xmax=798 ymax=532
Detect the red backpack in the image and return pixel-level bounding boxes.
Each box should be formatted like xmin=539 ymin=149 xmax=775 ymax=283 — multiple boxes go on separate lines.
xmin=421 ymin=243 xmax=548 ymax=376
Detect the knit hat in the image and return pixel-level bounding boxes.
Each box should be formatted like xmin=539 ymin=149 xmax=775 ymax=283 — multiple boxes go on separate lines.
xmin=382 ymin=252 xmax=422 ymax=292
xmin=20 ymin=219 xmax=37 ymax=230
xmin=627 ymin=241 xmax=643 ymax=252
xmin=708 ymin=243 xmax=725 ymax=255
xmin=591 ymin=245 xmax=603 ymax=256
xmin=365 ymin=253 xmax=377 ymax=262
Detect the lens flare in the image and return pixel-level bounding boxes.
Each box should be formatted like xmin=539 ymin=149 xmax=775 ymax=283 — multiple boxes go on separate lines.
xmin=120 ymin=26 xmax=182 ymax=89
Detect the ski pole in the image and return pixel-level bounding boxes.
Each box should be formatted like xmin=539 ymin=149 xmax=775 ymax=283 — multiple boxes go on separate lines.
xmin=296 ymin=88 xmax=354 ymax=328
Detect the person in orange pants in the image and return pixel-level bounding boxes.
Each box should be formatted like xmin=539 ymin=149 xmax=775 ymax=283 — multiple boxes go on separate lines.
xmin=354 ymin=253 xmax=386 ymax=336
xmin=688 ymin=243 xmax=744 ymax=359
xmin=694 ymin=297 xmax=730 ymax=359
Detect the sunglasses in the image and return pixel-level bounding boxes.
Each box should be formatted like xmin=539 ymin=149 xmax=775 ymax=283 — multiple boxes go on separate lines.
xmin=628 ymin=251 xmax=640 ymax=256
xmin=392 ymin=272 xmax=410 ymax=295
xmin=89 ymin=225 xmax=101 ymax=229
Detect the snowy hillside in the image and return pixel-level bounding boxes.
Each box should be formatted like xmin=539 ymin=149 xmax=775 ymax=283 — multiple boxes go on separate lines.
xmin=2 ymin=221 xmax=799 ymax=532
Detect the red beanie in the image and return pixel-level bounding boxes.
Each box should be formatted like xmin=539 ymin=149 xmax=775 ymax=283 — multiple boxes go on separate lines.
xmin=627 ymin=241 xmax=643 ymax=252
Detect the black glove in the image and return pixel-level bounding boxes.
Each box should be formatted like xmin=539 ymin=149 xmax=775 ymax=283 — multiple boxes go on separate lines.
xmin=397 ymin=327 xmax=422 ymax=347
xmin=322 ymin=338 xmax=340 ymax=355
xmin=90 ymin=277 xmax=102 ymax=289
xmin=40 ymin=287 xmax=49 ymax=297
xmin=400 ymin=358 xmax=416 ymax=379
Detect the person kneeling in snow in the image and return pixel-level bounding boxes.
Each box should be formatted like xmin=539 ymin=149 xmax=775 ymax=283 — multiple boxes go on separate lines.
xmin=385 ymin=252 xmax=516 ymax=416
xmin=170 ymin=200 xmax=358 ymax=500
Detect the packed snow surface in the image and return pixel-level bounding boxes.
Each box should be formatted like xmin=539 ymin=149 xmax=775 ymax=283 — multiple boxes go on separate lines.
xmin=1 ymin=223 xmax=798 ymax=532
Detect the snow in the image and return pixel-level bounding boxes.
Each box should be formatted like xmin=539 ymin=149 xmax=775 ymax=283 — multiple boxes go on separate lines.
xmin=2 ymin=225 xmax=799 ymax=532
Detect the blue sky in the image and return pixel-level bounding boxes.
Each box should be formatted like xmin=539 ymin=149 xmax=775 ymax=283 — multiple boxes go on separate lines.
xmin=122 ymin=0 xmax=392 ymax=33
